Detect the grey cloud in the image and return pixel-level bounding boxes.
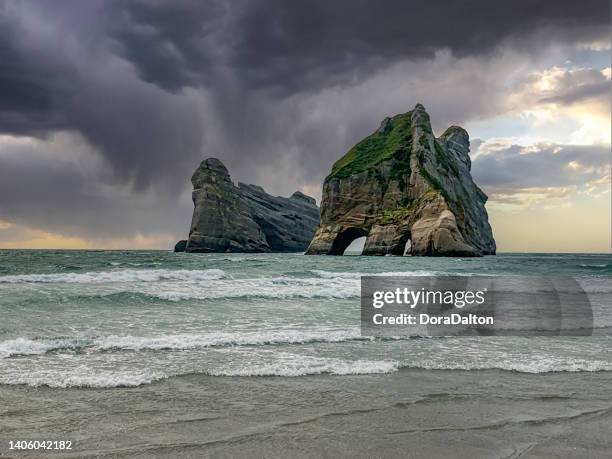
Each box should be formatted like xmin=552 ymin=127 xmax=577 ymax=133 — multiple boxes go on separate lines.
xmin=0 ymin=11 xmax=72 ymax=134
xmin=108 ymin=0 xmax=610 ymax=94
xmin=0 ymin=2 xmax=204 ymax=190
xmin=539 ymin=80 xmax=611 ymax=105
xmin=0 ymin=137 xmax=193 ymax=240
xmin=107 ymin=0 xmax=230 ymax=91
xmin=472 ymin=143 xmax=610 ymax=194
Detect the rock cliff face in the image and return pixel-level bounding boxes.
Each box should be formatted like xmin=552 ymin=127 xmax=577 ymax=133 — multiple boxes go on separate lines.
xmin=305 ymin=104 xmax=495 ymax=256
xmin=181 ymin=158 xmax=319 ymax=253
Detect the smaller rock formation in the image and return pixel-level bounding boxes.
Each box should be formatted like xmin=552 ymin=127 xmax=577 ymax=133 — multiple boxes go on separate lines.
xmin=306 ymin=104 xmax=495 ymax=256
xmin=179 ymin=158 xmax=319 ymax=253
xmin=174 ymin=240 xmax=187 ymax=252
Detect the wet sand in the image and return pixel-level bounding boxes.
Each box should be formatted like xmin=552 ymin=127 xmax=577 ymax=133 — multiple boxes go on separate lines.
xmin=1 ymin=369 xmax=611 ymax=458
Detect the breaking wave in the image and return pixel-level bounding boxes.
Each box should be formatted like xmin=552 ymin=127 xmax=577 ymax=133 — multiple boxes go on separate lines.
xmin=3 ymin=354 xmax=611 ymax=388
xmin=0 ymin=329 xmax=368 ymax=358
xmin=2 ymin=332 xmax=611 ymax=388
xmin=312 ymin=270 xmax=443 ymax=279
xmin=0 ymin=369 xmax=165 ymax=388
xmin=93 ymin=329 xmax=368 ymax=351
xmin=0 ymin=269 xmax=226 ymax=284
xmin=204 ymin=355 xmax=400 ymax=377
xmin=146 ymin=276 xmax=360 ymax=301
xmin=403 ymin=359 xmax=612 ymax=373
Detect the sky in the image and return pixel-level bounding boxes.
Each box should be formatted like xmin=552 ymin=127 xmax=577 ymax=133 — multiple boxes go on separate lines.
xmin=0 ymin=0 xmax=610 ymax=252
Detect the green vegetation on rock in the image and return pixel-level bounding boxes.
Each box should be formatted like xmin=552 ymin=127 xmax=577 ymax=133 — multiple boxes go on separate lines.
xmin=389 ymin=149 xmax=411 ymax=190
xmin=434 ymin=140 xmax=459 ymax=176
xmin=377 ymin=207 xmax=412 ymax=225
xmin=328 ymin=112 xmax=413 ymax=180
xmin=308 ymin=104 xmax=496 ymax=257
xmin=419 ymin=169 xmax=451 ymax=201
xmin=375 ymin=189 xmax=438 ymax=225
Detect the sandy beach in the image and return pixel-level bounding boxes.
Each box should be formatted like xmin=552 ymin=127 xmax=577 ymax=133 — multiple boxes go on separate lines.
xmin=2 ymin=368 xmax=611 ymax=458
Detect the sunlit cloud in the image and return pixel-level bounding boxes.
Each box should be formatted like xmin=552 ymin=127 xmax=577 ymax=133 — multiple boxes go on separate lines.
xmin=577 ymin=39 xmax=612 ymax=51
xmin=472 ymin=140 xmax=610 ymax=207
xmin=0 ymin=221 xmax=176 ymax=250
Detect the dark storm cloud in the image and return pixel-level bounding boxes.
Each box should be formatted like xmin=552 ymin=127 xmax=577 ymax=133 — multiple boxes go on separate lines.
xmin=1 ymin=0 xmax=609 ymax=168
xmin=107 ymin=0 xmax=230 ymax=91
xmin=0 ymin=1 xmax=204 ymax=189
xmin=0 ymin=11 xmax=72 ymax=134
xmin=0 ymin=136 xmax=193 ymax=239
xmin=108 ymin=0 xmax=610 ymax=94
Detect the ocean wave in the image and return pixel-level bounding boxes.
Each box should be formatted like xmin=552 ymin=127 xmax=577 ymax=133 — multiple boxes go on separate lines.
xmin=0 ymin=356 xmax=399 ymax=387
xmin=93 ymin=329 xmax=368 ymax=351
xmin=54 ymin=274 xmax=362 ymax=301
xmin=207 ymin=256 xmax=270 ymax=262
xmin=402 ymin=359 xmax=612 ymax=373
xmin=2 ymin=348 xmax=611 ymax=388
xmin=4 ymin=356 xmax=610 ymax=388
xmin=312 ymin=270 xmax=440 ymax=279
xmin=204 ymin=355 xmax=399 ymax=377
xmin=0 ymin=337 xmax=86 ymax=358
xmin=202 ymin=354 xmax=611 ymax=377
xmin=310 ymin=270 xmax=483 ymax=279
xmin=579 ymin=263 xmax=610 ymax=269
xmin=0 ymin=329 xmax=368 ymax=357
xmin=0 ymin=269 xmax=226 ymax=284
xmin=578 ymin=263 xmax=612 ymax=274
xmin=0 ymin=369 xmax=164 ymax=388
xmin=148 ymin=276 xmax=359 ymax=301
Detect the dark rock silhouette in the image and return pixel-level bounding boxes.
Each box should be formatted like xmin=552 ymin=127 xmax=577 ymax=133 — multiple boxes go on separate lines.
xmin=174 ymin=240 xmax=187 ymax=252
xmin=180 ymin=158 xmax=319 ymax=253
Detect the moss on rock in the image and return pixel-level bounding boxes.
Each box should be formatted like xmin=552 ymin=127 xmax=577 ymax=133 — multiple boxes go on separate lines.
xmin=328 ymin=112 xmax=413 ymax=180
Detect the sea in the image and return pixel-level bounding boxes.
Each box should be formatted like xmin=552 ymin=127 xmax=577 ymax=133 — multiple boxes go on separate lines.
xmin=1 ymin=251 xmax=611 ymax=457
xmin=1 ymin=250 xmax=611 ymax=387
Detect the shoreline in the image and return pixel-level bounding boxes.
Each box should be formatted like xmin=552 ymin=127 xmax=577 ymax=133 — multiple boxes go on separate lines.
xmin=2 ymin=368 xmax=611 ymax=458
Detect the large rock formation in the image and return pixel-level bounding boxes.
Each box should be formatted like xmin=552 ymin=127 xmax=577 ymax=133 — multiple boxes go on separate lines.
xmin=306 ymin=104 xmax=495 ymax=256
xmin=180 ymin=158 xmax=319 ymax=253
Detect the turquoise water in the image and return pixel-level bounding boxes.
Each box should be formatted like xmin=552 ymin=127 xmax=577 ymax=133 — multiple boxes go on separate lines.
xmin=0 ymin=251 xmax=610 ymax=388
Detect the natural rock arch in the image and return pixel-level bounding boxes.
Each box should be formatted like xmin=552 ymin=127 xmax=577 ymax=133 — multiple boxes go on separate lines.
xmin=329 ymin=228 xmax=368 ymax=255
xmin=394 ymin=231 xmax=412 ymax=256
xmin=305 ymin=104 xmax=496 ymax=257
xmin=402 ymin=237 xmax=412 ymax=256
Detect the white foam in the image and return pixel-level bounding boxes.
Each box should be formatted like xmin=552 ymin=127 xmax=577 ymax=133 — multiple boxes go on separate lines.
xmin=403 ymin=359 xmax=612 ymax=373
xmin=0 ymin=337 xmax=81 ymax=358
xmin=0 ymin=329 xmax=367 ymax=358
xmin=2 ymin=339 xmax=611 ymax=388
xmin=312 ymin=270 xmax=447 ymax=279
xmin=92 ymin=329 xmax=366 ymax=350
xmin=0 ymin=269 xmax=226 ymax=284
xmin=206 ymin=355 xmax=399 ymax=377
xmin=148 ymin=276 xmax=359 ymax=301
xmin=0 ymin=369 xmax=164 ymax=388
xmin=0 ymin=356 xmax=397 ymax=387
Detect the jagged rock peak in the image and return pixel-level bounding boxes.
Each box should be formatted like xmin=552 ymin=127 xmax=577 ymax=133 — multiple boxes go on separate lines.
xmin=291 ymin=191 xmax=316 ymax=205
xmin=191 ymin=157 xmax=230 ymax=189
xmin=306 ymin=104 xmax=495 ymax=257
